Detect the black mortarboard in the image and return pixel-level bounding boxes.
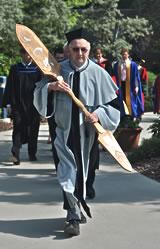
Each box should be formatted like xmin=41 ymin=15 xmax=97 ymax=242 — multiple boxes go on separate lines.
xmin=65 ymin=27 xmax=95 ymax=44
xmin=132 ymin=56 xmax=145 ymax=64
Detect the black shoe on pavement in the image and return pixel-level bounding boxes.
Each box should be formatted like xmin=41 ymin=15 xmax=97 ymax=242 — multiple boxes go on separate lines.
xmin=80 ymin=211 xmax=87 ymax=224
xmin=64 ymin=220 xmax=80 ymax=236
xmin=29 ymin=155 xmax=37 ymax=161
xmin=86 ymin=186 xmax=96 ymax=199
xmin=13 ymin=159 xmax=20 ymax=165
xmin=10 ymin=153 xmax=20 ymax=165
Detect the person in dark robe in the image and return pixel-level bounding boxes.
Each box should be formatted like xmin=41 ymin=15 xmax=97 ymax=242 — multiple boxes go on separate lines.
xmin=34 ymin=27 xmax=120 ymax=236
xmin=114 ymin=48 xmax=144 ymax=119
xmin=2 ymin=47 xmax=42 ymax=165
xmin=153 ymin=75 xmax=160 ymax=114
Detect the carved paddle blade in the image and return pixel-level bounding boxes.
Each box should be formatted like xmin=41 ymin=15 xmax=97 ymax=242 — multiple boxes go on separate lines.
xmin=16 ymin=24 xmax=60 ymax=78
xmin=98 ymin=130 xmax=132 ymax=172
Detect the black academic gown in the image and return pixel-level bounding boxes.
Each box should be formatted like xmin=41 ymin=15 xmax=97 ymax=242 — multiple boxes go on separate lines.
xmin=3 ymin=62 xmax=42 ymax=156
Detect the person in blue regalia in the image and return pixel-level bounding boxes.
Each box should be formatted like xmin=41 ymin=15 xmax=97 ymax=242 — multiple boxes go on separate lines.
xmin=113 ymin=48 xmax=144 ymax=119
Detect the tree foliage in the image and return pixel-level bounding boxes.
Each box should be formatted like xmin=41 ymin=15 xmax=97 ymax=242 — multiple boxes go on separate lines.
xmin=77 ymin=0 xmax=152 ymax=59
xmin=132 ymin=0 xmax=160 ymax=49
xmin=22 ymin=0 xmax=71 ymax=50
xmin=0 ymin=0 xmax=24 ymax=56
xmin=0 ymin=0 xmax=154 ymax=74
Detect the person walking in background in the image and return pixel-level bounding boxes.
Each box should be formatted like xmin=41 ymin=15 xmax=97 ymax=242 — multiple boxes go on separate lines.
xmin=114 ymin=48 xmax=144 ymax=119
xmin=92 ymin=47 xmax=114 ymax=77
xmin=54 ymin=47 xmax=65 ymax=62
xmin=2 ymin=47 xmax=42 ymax=165
xmin=137 ymin=58 xmax=148 ymax=97
xmin=153 ymin=75 xmax=160 ymax=114
xmin=34 ymin=27 xmax=120 ymax=236
xmin=132 ymin=56 xmax=149 ymax=105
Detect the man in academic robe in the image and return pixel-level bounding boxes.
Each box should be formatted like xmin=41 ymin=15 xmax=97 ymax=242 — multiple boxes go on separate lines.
xmin=2 ymin=47 xmax=42 ymax=165
xmin=34 ymin=27 xmax=120 ymax=236
xmin=114 ymin=48 xmax=144 ymax=118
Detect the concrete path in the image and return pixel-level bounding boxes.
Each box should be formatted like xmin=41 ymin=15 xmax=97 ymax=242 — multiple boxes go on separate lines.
xmin=0 ymin=112 xmax=160 ymax=249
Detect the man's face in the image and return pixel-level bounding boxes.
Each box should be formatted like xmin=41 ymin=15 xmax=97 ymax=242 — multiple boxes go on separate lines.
xmin=122 ymin=51 xmax=129 ymax=61
xmin=69 ymin=39 xmax=90 ymax=67
xmin=21 ymin=51 xmax=32 ymax=63
xmin=55 ymin=53 xmax=65 ymax=62
xmin=95 ymin=49 xmax=102 ymax=61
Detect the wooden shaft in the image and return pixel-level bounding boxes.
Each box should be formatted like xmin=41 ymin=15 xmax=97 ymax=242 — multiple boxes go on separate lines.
xmin=67 ymin=90 xmax=90 ymax=116
xmin=67 ymin=89 xmax=106 ymax=134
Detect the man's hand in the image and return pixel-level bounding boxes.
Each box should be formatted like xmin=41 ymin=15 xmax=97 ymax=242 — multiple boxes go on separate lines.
xmin=48 ymin=78 xmax=70 ymax=92
xmin=135 ymin=86 xmax=139 ymax=95
xmin=85 ymin=112 xmax=99 ymax=123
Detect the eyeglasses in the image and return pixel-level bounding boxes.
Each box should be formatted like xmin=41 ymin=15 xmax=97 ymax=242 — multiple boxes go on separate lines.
xmin=70 ymin=47 xmax=88 ymax=53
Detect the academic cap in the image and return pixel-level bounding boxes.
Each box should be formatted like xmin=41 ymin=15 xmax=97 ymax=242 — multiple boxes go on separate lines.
xmin=65 ymin=27 xmax=95 ymax=44
xmin=132 ymin=56 xmax=145 ymax=64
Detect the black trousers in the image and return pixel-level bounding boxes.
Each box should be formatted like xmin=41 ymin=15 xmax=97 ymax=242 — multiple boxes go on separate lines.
xmin=11 ymin=110 xmax=40 ymax=158
xmin=47 ymin=115 xmax=57 ymax=161
xmin=86 ymin=134 xmax=99 ymax=190
xmin=121 ymin=81 xmax=126 ymax=102
xmin=63 ymin=134 xmax=99 ymax=210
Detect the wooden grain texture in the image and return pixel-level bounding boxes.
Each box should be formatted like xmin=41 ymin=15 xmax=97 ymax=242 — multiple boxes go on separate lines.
xmin=16 ymin=24 xmax=60 ymax=78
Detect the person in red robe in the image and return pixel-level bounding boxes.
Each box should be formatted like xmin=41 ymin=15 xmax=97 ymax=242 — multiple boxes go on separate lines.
xmin=92 ymin=47 xmax=114 ymax=77
xmin=153 ymin=75 xmax=160 ymax=114
xmin=133 ymin=57 xmax=149 ymax=105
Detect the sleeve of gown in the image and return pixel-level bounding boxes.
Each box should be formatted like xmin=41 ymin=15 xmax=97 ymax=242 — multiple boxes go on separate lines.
xmin=2 ymin=66 xmax=15 ymax=107
xmin=94 ymin=97 xmax=120 ymax=131
xmin=33 ymin=76 xmax=55 ymax=118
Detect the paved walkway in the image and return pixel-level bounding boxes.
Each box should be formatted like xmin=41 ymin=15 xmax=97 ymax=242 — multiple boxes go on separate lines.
xmin=0 ymin=112 xmax=160 ymax=249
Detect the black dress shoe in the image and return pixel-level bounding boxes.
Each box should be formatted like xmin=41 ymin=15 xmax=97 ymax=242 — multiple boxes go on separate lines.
xmin=10 ymin=153 xmax=20 ymax=165
xmin=13 ymin=160 xmax=20 ymax=165
xmin=86 ymin=186 xmax=96 ymax=199
xmin=29 ymin=155 xmax=37 ymax=161
xmin=64 ymin=220 xmax=80 ymax=236
xmin=80 ymin=211 xmax=87 ymax=224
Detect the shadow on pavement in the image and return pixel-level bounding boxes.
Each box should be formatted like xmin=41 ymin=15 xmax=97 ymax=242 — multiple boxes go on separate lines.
xmin=0 ymin=217 xmax=72 ymax=240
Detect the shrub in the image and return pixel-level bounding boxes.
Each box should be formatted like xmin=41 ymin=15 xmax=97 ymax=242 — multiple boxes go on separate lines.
xmin=144 ymin=96 xmax=153 ymax=112
xmin=128 ymin=137 xmax=160 ymax=163
xmin=0 ymin=53 xmax=20 ymax=76
xmin=148 ymin=71 xmax=157 ymax=87
xmin=117 ymin=115 xmax=140 ymax=128
xmin=147 ymin=119 xmax=160 ymax=138
xmin=143 ymin=71 xmax=156 ymax=112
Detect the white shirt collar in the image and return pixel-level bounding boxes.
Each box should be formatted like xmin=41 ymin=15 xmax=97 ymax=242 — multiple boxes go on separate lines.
xmin=21 ymin=60 xmax=32 ymax=67
xmin=70 ymin=59 xmax=88 ymax=71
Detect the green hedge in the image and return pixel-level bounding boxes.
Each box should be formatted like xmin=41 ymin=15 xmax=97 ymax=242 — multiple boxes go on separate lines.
xmin=0 ymin=53 xmax=20 ymax=76
xmin=128 ymin=137 xmax=160 ymax=163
